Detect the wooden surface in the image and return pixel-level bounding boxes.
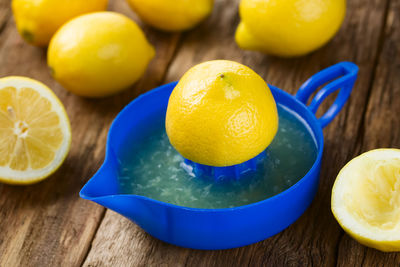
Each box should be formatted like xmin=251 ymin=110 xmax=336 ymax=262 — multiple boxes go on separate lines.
xmin=0 ymin=0 xmax=399 ymax=266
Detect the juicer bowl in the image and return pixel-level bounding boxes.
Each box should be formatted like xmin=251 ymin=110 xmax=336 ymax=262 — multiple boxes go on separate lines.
xmin=80 ymin=62 xmax=358 ymax=250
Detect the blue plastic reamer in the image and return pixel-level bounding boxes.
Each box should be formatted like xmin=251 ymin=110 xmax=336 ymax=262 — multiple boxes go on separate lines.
xmin=183 ymin=150 xmax=267 ymax=181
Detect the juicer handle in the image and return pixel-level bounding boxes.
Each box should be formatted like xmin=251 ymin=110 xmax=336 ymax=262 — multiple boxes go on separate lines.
xmin=295 ymin=62 xmax=358 ymax=128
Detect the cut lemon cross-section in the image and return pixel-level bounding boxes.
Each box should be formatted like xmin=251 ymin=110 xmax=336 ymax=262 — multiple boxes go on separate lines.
xmin=0 ymin=76 xmax=71 ymax=184
xmin=332 ymin=149 xmax=400 ymax=252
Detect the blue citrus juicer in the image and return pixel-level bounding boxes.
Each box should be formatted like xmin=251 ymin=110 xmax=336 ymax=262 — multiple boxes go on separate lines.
xmin=80 ymin=62 xmax=358 ymax=250
xmin=183 ymin=150 xmax=267 ymax=181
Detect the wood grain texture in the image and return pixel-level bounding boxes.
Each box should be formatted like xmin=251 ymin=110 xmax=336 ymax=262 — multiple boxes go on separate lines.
xmin=337 ymin=0 xmax=400 ymax=265
xmin=0 ymin=0 xmax=179 ymax=266
xmin=83 ymin=0 xmax=397 ymax=266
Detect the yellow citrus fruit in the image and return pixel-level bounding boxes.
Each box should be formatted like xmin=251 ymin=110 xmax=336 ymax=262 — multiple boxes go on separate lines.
xmin=126 ymin=0 xmax=214 ymax=31
xmin=0 ymin=76 xmax=71 ymax=185
xmin=12 ymin=0 xmax=108 ymax=46
xmin=47 ymin=12 xmax=155 ymax=98
xmin=165 ymin=60 xmax=278 ymax=167
xmin=235 ymin=0 xmax=346 ymax=57
xmin=332 ymin=149 xmax=400 ymax=252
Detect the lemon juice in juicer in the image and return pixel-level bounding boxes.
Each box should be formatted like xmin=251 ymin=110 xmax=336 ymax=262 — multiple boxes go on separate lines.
xmin=118 ymin=60 xmax=317 ymax=209
xmin=81 ymin=60 xmax=358 ymax=249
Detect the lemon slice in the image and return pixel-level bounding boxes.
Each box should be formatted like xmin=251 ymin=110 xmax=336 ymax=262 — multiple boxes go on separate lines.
xmin=332 ymin=149 xmax=400 ymax=252
xmin=0 ymin=76 xmax=71 ymax=184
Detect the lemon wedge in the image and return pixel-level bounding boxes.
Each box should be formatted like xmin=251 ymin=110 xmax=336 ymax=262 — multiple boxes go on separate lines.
xmin=332 ymin=149 xmax=400 ymax=252
xmin=0 ymin=76 xmax=71 ymax=184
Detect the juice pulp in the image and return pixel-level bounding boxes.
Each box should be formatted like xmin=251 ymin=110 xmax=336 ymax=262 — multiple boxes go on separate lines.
xmin=118 ymin=105 xmax=318 ymax=209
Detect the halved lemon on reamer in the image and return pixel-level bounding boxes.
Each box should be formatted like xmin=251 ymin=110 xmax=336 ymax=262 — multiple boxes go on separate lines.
xmin=332 ymin=149 xmax=400 ymax=252
xmin=0 ymin=76 xmax=71 ymax=185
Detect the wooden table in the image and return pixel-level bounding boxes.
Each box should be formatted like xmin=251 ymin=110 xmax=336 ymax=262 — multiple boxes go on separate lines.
xmin=0 ymin=0 xmax=399 ymax=266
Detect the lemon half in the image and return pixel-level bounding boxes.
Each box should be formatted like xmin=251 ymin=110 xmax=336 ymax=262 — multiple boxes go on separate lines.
xmin=0 ymin=77 xmax=71 ymax=184
xmin=332 ymin=149 xmax=400 ymax=252
xmin=166 ymin=60 xmax=278 ymax=167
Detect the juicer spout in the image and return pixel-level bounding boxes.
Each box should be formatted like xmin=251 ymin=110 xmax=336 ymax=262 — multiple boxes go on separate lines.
xmin=80 ymin=159 xmax=164 ymax=225
xmin=80 ymin=156 xmax=120 ymax=200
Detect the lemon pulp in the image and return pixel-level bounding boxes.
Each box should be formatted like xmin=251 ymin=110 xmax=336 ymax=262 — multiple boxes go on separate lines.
xmin=118 ymin=105 xmax=317 ymax=209
xmin=332 ymin=149 xmax=400 ymax=252
xmin=344 ymin=159 xmax=400 ymax=230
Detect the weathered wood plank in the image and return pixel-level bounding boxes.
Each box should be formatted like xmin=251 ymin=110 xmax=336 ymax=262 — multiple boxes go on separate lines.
xmin=0 ymin=0 xmax=180 ymax=266
xmin=337 ymin=0 xmax=400 ymax=265
xmin=0 ymin=0 xmax=10 ymax=38
xmin=83 ymin=0 xmax=391 ymax=266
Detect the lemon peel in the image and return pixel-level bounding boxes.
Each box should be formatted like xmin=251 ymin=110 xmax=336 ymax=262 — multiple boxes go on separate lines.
xmin=165 ymin=60 xmax=278 ymax=167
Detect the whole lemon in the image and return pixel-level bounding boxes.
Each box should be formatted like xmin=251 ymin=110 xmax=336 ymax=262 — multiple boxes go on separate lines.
xmin=236 ymin=0 xmax=346 ymax=57
xmin=126 ymin=0 xmax=214 ymax=31
xmin=47 ymin=12 xmax=155 ymax=98
xmin=166 ymin=60 xmax=278 ymax=167
xmin=12 ymin=0 xmax=108 ymax=46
